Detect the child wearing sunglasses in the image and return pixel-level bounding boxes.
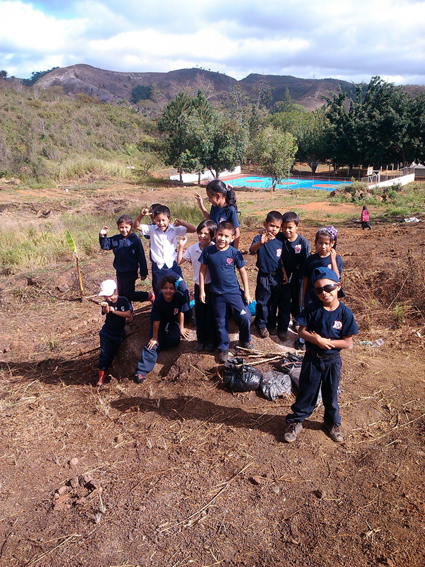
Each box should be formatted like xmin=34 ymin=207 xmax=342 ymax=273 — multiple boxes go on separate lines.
xmin=284 ymin=267 xmax=358 ymax=444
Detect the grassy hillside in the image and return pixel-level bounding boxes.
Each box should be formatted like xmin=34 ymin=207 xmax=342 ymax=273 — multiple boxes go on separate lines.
xmin=0 ymin=82 xmax=162 ymax=184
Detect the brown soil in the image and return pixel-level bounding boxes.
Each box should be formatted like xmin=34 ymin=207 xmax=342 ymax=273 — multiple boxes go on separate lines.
xmin=0 ymin=187 xmax=424 ymax=567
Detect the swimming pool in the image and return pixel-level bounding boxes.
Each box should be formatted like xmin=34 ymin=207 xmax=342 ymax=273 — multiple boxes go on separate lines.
xmin=229 ymin=176 xmax=350 ymax=191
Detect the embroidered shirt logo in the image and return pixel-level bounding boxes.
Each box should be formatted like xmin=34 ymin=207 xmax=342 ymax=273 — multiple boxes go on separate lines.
xmin=174 ymin=308 xmax=179 ymax=315
xmin=226 ymin=258 xmax=234 ymax=265
xmin=295 ymin=244 xmax=302 ymax=253
xmin=333 ymin=320 xmax=342 ymax=330
xmin=276 ymin=248 xmax=282 ymax=257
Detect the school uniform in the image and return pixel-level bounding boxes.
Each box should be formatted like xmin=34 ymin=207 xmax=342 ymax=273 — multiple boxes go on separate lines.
xmin=99 ymin=232 xmax=149 ymax=303
xmin=183 ymin=243 xmax=216 ymax=346
xmin=286 ymin=301 xmax=358 ymax=427
xmin=200 ymin=245 xmax=251 ymax=353
xmin=98 ymin=296 xmax=132 ymax=371
xmin=278 ymin=234 xmax=310 ymax=329
xmin=136 ymin=223 xmax=192 ymax=316
xmin=251 ymin=234 xmax=285 ymax=332
xmin=302 ymin=253 xmax=343 ymax=306
xmin=209 ymin=205 xmax=239 ymax=229
xmin=135 ymin=291 xmax=189 ymax=376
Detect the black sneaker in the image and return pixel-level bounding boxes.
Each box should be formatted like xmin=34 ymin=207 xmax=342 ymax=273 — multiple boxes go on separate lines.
xmin=278 ymin=331 xmax=287 ymax=341
xmin=268 ymin=327 xmax=278 ymax=336
xmin=258 ymin=327 xmax=269 ymax=338
xmin=205 ymin=342 xmax=215 ymax=351
xmin=284 ymin=422 xmax=303 ymax=443
xmin=240 ymin=341 xmax=254 ymax=350
xmin=135 ymin=373 xmax=146 ymax=384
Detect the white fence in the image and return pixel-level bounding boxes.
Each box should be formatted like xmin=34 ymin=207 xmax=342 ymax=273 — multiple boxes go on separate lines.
xmin=170 ymin=166 xmax=241 ymax=183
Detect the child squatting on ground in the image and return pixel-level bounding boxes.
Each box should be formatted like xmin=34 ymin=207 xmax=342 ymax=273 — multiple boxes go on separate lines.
xmin=177 ymin=219 xmax=218 ymax=352
xmin=135 ymin=276 xmax=190 ymax=383
xmin=195 ymin=179 xmax=240 ymax=248
xmin=99 ymin=215 xmax=152 ymax=306
xmin=97 ymin=280 xmax=133 ymax=386
xmin=284 ymin=267 xmax=358 ymax=443
xmin=199 ymin=221 xmax=253 ymax=363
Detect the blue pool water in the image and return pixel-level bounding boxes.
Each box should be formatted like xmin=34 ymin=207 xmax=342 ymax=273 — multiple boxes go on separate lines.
xmin=229 ymin=176 xmax=349 ymax=191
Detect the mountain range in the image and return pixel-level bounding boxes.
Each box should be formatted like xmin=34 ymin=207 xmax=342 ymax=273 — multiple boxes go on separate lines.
xmin=36 ymin=64 xmax=424 ymax=110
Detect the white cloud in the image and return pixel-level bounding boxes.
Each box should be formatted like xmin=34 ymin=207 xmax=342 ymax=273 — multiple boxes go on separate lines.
xmin=1 ymin=0 xmax=425 ymax=84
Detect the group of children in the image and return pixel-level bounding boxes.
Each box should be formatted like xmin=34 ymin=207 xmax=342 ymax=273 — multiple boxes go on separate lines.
xmin=97 ymin=178 xmax=358 ymax=443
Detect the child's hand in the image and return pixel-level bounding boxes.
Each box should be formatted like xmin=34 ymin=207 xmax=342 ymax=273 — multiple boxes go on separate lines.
xmin=100 ymin=226 xmax=109 ymax=236
xmin=101 ymin=301 xmax=108 ymax=307
xmin=263 ymin=231 xmax=275 ymax=243
xmin=174 ymin=218 xmax=182 ymax=227
xmin=200 ymin=290 xmax=206 ymax=304
xmin=312 ymin=332 xmax=334 ymax=350
xmin=141 ymin=206 xmax=150 ymax=216
xmin=178 ymin=235 xmax=188 ymax=248
xmin=244 ymin=292 xmax=252 ymax=305
xmin=181 ymin=327 xmax=190 ymax=339
xmin=148 ymin=292 xmax=155 ymax=303
xmin=147 ymin=338 xmax=158 ymax=350
xmin=194 ymin=193 xmax=203 ymax=206
xmin=330 ymin=248 xmax=336 ymax=259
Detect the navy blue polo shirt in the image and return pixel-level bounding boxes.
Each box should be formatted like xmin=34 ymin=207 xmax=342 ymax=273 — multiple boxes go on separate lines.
xmin=302 ymin=253 xmax=343 ymax=305
xmin=251 ymin=234 xmax=283 ymax=274
xmin=277 ymin=234 xmax=310 ymax=277
xmin=150 ymin=290 xmax=189 ymax=323
xmin=210 ymin=205 xmax=239 ymax=228
xmin=103 ymin=296 xmax=132 ymax=336
xmin=99 ymin=232 xmax=148 ymax=276
xmin=295 ymin=301 xmax=358 ymax=355
xmin=200 ymin=245 xmax=246 ymax=294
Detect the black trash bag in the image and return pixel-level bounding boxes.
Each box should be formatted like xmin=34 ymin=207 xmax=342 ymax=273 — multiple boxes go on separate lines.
xmin=223 ymin=357 xmax=262 ymax=392
xmin=259 ymin=371 xmax=292 ymax=401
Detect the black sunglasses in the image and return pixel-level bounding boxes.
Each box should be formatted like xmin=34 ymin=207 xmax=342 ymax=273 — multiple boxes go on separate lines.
xmin=314 ymin=283 xmax=339 ymax=295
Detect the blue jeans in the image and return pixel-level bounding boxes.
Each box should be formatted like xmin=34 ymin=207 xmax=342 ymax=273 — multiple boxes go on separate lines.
xmin=212 ymin=290 xmax=251 ymax=352
xmin=136 ymin=320 xmax=181 ymax=376
xmin=286 ymin=350 xmax=342 ymax=426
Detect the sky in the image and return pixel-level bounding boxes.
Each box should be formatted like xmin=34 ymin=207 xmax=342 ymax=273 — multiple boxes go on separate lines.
xmin=1 ymin=0 xmax=425 ymax=85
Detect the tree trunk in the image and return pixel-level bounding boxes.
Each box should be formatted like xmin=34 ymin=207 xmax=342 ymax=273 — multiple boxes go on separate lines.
xmin=272 ymin=178 xmax=276 ymax=192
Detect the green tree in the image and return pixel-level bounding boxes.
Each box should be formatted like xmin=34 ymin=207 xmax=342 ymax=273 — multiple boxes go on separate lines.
xmin=0 ymin=70 xmax=8 ymax=79
xmin=131 ymin=85 xmax=152 ymax=104
xmin=253 ymin=126 xmax=298 ymax=191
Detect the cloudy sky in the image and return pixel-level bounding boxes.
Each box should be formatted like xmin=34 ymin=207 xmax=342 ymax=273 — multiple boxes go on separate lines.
xmin=1 ymin=0 xmax=425 ymax=84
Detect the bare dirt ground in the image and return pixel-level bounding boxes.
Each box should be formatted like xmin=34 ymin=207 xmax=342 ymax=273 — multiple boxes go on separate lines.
xmin=0 ymin=185 xmax=424 ymax=567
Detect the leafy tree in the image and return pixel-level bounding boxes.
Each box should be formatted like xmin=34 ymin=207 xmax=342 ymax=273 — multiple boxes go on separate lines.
xmin=23 ymin=67 xmax=59 ymax=86
xmin=0 ymin=70 xmax=8 ymax=79
xmin=131 ymin=85 xmax=152 ymax=104
xmin=253 ymin=126 xmax=298 ymax=190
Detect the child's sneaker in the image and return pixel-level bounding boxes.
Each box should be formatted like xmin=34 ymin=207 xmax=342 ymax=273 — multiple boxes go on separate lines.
xmin=205 ymin=342 xmax=215 ymax=352
xmin=284 ymin=422 xmax=303 ymax=442
xmin=196 ymin=342 xmax=205 ymax=351
xmin=240 ymin=341 xmax=254 ymax=350
xmin=327 ymin=424 xmax=344 ymax=442
xmin=218 ymin=350 xmax=229 ymax=363
xmin=258 ymin=327 xmax=269 ymax=338
xmin=278 ymin=331 xmax=287 ymax=341
xmin=135 ymin=373 xmax=146 ymax=384
xmin=268 ymin=327 xmax=278 ymax=336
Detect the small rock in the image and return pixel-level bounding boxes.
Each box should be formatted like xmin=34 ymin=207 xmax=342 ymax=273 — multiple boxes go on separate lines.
xmin=57 ymin=486 xmax=70 ymax=496
xmin=53 ymin=493 xmax=70 ymax=510
xmin=115 ymin=434 xmax=124 ymax=444
xmin=69 ymin=457 xmax=79 ymax=468
xmin=79 ymin=474 xmax=93 ymax=487
xmin=313 ymin=489 xmax=325 ymax=499
xmin=76 ymin=497 xmax=86 ymax=505
xmin=272 ymin=485 xmax=280 ymax=494
xmin=3 ymin=347 xmax=10 ymax=353
xmin=70 ymin=477 xmax=79 ymax=488
xmin=250 ymin=475 xmax=265 ymax=485
xmin=86 ymin=479 xmax=101 ymax=491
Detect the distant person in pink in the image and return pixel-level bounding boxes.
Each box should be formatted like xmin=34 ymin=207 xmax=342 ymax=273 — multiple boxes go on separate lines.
xmin=361 ymin=206 xmax=371 ymax=230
